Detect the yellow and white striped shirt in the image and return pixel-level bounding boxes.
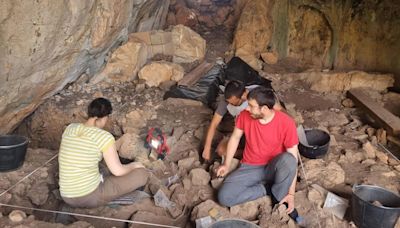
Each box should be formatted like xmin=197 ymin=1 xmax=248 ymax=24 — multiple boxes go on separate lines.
xmin=59 ymin=123 xmax=114 ymax=198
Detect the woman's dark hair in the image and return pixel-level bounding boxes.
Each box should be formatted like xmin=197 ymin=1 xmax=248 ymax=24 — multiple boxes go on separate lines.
xmin=88 ymin=98 xmax=112 ymax=118
xmin=247 ymin=87 xmax=275 ymax=109
xmin=224 ymin=80 xmax=246 ymax=100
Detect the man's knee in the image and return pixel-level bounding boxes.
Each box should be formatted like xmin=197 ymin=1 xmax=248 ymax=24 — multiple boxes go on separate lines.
xmin=130 ymin=168 xmax=150 ymax=186
xmin=218 ymin=185 xmax=236 ymax=207
xmin=278 ymin=153 xmax=297 ymax=170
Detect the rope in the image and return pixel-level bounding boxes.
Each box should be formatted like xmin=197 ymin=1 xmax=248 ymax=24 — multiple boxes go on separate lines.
xmin=297 ymin=151 xmax=323 ymax=228
xmin=0 ymin=203 xmax=179 ymax=228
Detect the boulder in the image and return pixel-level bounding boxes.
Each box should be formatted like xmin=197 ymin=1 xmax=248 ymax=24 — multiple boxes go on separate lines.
xmin=178 ymin=157 xmax=196 ymax=170
xmin=115 ymin=133 xmax=147 ymax=160
xmin=92 ymin=40 xmax=148 ymax=83
xmin=303 ymin=160 xmax=345 ymax=188
xmin=261 ymin=51 xmax=279 ymax=64
xmin=172 ymin=25 xmax=206 ymax=63
xmin=27 ymin=183 xmax=49 ymax=206
xmin=138 ymin=61 xmax=184 ymax=87
xmin=189 ymin=168 xmax=211 ymax=186
xmin=312 ymin=111 xmax=349 ymax=127
xmin=230 ymin=197 xmax=271 ymax=220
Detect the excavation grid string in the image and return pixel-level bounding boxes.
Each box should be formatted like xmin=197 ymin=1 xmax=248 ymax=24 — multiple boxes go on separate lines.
xmin=0 ymin=153 xmax=58 ymax=198
xmin=0 ymin=203 xmax=179 ymax=228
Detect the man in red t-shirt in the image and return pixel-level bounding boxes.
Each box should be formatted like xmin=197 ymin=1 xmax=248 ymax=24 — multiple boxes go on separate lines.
xmin=216 ymin=87 xmax=302 ymax=223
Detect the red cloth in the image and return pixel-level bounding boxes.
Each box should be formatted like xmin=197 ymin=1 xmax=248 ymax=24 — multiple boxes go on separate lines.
xmin=236 ymin=110 xmax=298 ymax=165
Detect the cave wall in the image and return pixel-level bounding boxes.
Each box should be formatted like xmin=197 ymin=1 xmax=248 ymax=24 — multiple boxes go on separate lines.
xmin=272 ymin=0 xmax=400 ymax=77
xmin=0 ymin=0 xmax=169 ymax=134
xmin=234 ymin=0 xmax=400 ymax=83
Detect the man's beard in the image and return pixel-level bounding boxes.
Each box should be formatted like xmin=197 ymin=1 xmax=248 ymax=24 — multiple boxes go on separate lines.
xmin=250 ymin=113 xmax=263 ymax=119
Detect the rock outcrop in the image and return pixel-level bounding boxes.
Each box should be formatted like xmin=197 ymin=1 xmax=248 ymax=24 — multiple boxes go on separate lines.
xmin=0 ymin=0 xmax=170 ymax=134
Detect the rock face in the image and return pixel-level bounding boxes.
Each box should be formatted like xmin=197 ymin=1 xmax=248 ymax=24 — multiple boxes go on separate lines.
xmin=234 ymin=0 xmax=400 ymax=84
xmin=232 ymin=0 xmax=273 ymax=70
xmin=301 ymin=71 xmax=394 ymax=92
xmin=0 ymin=0 xmax=170 ymax=134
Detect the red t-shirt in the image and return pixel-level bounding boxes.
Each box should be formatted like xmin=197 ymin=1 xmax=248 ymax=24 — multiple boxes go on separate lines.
xmin=236 ymin=110 xmax=298 ymax=165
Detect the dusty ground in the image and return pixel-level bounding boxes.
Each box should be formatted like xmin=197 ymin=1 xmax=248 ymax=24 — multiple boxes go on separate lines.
xmin=3 ymin=19 xmax=400 ymax=228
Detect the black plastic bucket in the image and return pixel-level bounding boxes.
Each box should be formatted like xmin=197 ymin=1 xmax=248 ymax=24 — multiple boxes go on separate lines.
xmin=352 ymin=185 xmax=400 ymax=228
xmin=0 ymin=135 xmax=28 ymax=172
xmin=298 ymin=129 xmax=330 ymax=159
xmin=211 ymin=219 xmax=260 ymax=228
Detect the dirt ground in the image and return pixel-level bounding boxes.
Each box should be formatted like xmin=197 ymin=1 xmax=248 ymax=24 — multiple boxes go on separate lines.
xmin=2 ymin=26 xmax=400 ymax=228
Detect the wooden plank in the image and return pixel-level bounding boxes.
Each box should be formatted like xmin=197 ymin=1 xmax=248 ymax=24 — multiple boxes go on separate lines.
xmin=347 ymin=89 xmax=400 ymax=135
xmin=178 ymin=61 xmax=213 ymax=86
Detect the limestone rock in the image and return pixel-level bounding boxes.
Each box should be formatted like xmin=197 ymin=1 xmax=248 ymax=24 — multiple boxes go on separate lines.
xmin=171 ymin=25 xmax=206 ymax=63
xmin=0 ymin=0 xmax=169 ymax=134
xmin=98 ymin=41 xmax=148 ymax=83
xmin=211 ymin=178 xmax=224 ymax=189
xmin=300 ymin=71 xmax=394 ymax=92
xmin=232 ymin=0 xmax=273 ymax=70
xmin=341 ymin=98 xmax=354 ymax=108
xmin=313 ymin=111 xmax=349 ymax=127
xmin=190 ymin=199 xmax=231 ymax=221
xmin=139 ymin=61 xmax=184 ymax=87
xmin=307 ymin=188 xmax=325 ymax=208
xmin=178 ymin=157 xmax=196 ymax=170
xmin=303 ymin=160 xmax=345 ymax=188
xmin=363 ymin=142 xmax=377 ymax=159
xmin=175 ymin=6 xmax=198 ymax=27
xmin=230 ymin=197 xmax=270 ymax=220
xmin=115 ymin=133 xmax=146 ymax=160
xmin=9 ymin=210 xmax=26 ymax=222
xmin=376 ymin=128 xmax=387 ymax=145
xmin=189 ymin=168 xmax=211 ymax=186
xmin=375 ymin=150 xmax=389 ymax=164
xmin=261 ymin=51 xmax=279 ymax=64
xmin=27 ymin=183 xmax=49 ymax=206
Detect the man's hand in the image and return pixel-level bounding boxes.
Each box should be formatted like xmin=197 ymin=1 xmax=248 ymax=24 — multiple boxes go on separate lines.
xmin=280 ymin=193 xmax=295 ymax=213
xmin=202 ymin=147 xmax=211 ymax=162
xmin=216 ymin=164 xmax=229 ymax=177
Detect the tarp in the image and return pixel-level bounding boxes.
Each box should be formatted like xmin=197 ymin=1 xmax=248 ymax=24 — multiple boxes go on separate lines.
xmin=163 ymin=57 xmax=273 ymax=108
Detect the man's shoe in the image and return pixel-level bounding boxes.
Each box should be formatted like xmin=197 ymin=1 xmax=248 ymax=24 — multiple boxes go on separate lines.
xmin=295 ymin=215 xmax=307 ymax=227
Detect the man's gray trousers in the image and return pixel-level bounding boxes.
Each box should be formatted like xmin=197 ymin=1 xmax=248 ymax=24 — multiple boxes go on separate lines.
xmin=218 ymin=152 xmax=297 ymax=207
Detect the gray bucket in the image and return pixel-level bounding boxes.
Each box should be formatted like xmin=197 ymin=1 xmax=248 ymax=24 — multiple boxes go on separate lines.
xmin=210 ymin=219 xmax=260 ymax=228
xmin=352 ymin=185 xmax=400 ymax=228
xmin=0 ymin=135 xmax=28 ymax=172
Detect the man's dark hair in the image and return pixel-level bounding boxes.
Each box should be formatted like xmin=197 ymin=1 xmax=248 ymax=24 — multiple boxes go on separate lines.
xmin=224 ymin=80 xmax=246 ymax=100
xmin=88 ymin=98 xmax=112 ymax=118
xmin=247 ymin=87 xmax=275 ymax=109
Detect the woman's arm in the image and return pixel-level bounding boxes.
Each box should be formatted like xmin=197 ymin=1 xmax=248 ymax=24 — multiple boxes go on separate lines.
xmin=103 ymin=144 xmax=144 ymax=176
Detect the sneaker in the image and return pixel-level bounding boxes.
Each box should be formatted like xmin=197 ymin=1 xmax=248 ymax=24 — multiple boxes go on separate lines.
xmin=295 ymin=215 xmax=307 ymax=227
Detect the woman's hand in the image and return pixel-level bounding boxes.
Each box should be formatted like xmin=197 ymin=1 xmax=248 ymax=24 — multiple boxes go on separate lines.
xmin=130 ymin=162 xmax=145 ymax=169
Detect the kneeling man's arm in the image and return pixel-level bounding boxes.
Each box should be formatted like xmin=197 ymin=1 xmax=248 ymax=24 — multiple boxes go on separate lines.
xmin=281 ymin=145 xmax=299 ymax=213
xmin=216 ymin=127 xmax=243 ymax=177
